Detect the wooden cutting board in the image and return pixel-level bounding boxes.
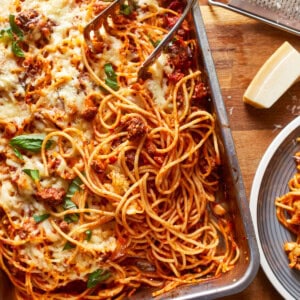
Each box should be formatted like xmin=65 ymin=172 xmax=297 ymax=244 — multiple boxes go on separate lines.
xmin=199 ymin=3 xmax=300 ymax=192
xmin=198 ymin=2 xmax=299 ymax=299
xmin=199 ymin=4 xmax=300 ymax=130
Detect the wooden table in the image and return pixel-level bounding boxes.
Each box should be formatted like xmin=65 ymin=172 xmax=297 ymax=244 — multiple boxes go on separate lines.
xmin=198 ymin=1 xmax=300 ymax=299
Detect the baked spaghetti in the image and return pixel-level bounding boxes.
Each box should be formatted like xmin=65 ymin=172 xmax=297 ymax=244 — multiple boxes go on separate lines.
xmin=0 ymin=0 xmax=239 ymax=298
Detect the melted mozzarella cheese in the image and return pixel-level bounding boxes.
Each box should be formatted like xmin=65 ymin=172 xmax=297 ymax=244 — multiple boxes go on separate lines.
xmin=146 ymin=54 xmax=169 ymax=107
xmin=0 ymin=0 xmax=117 ymax=266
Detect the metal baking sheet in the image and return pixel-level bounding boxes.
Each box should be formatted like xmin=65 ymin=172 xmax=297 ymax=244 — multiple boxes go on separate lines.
xmin=0 ymin=2 xmax=259 ymax=299
xmin=130 ymin=3 xmax=260 ymax=299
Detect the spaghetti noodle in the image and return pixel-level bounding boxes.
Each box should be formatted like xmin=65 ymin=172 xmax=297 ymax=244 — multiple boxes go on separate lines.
xmin=0 ymin=0 xmax=239 ymax=298
xmin=275 ymin=140 xmax=300 ymax=270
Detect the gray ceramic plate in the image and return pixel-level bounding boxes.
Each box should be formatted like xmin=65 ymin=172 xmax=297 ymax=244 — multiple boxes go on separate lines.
xmin=250 ymin=116 xmax=300 ymax=300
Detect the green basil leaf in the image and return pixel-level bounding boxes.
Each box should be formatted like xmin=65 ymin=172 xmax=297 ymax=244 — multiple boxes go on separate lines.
xmin=87 ymin=269 xmax=111 ymax=288
xmin=23 ymin=169 xmax=40 ymax=181
xmin=9 ymin=15 xmax=24 ymax=39
xmin=11 ymin=40 xmax=24 ymax=57
xmin=66 ymin=177 xmax=82 ymax=200
xmin=0 ymin=16 xmax=25 ymax=58
xmin=63 ymin=198 xmax=79 ymax=223
xmin=105 ymin=77 xmax=119 ymax=91
xmin=85 ymin=230 xmax=92 ymax=241
xmin=62 ymin=177 xmax=83 ymax=223
xmin=33 ymin=213 xmax=50 ymax=223
xmin=104 ymin=63 xmax=119 ymax=91
xmin=120 ymin=4 xmax=133 ymax=16
xmin=63 ymin=241 xmax=75 ymax=250
xmin=6 ymin=28 xmax=13 ymax=39
xmin=0 ymin=28 xmax=11 ymax=39
xmin=63 ymin=198 xmax=77 ymax=210
xmin=64 ymin=214 xmax=79 ymax=223
xmin=104 ymin=63 xmax=116 ymax=79
xmin=12 ymin=147 xmax=23 ymax=160
xmin=10 ymin=134 xmax=52 ymax=153
xmin=0 ymin=29 xmax=5 ymax=38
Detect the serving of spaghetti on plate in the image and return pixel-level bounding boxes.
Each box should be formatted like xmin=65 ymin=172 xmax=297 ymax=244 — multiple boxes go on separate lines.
xmin=250 ymin=116 xmax=300 ymax=300
xmin=0 ymin=0 xmax=259 ymax=299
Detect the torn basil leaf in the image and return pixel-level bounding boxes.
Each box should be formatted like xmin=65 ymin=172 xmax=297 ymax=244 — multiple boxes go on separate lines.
xmin=104 ymin=63 xmax=119 ymax=91
xmin=87 ymin=269 xmax=111 ymax=288
xmin=63 ymin=198 xmax=79 ymax=223
xmin=10 ymin=134 xmax=52 ymax=153
xmin=120 ymin=4 xmax=133 ymax=15
xmin=23 ymin=169 xmax=40 ymax=181
xmin=63 ymin=198 xmax=77 ymax=210
xmin=9 ymin=15 xmax=24 ymax=39
xmin=85 ymin=230 xmax=92 ymax=241
xmin=11 ymin=40 xmax=24 ymax=57
xmin=63 ymin=241 xmax=75 ymax=250
xmin=64 ymin=214 xmax=79 ymax=223
xmin=105 ymin=77 xmax=119 ymax=91
xmin=12 ymin=147 xmax=23 ymax=160
xmin=62 ymin=177 xmax=83 ymax=223
xmin=65 ymin=177 xmax=82 ymax=200
xmin=0 ymin=28 xmax=11 ymax=39
xmin=0 ymin=15 xmax=25 ymax=57
xmin=33 ymin=213 xmax=50 ymax=223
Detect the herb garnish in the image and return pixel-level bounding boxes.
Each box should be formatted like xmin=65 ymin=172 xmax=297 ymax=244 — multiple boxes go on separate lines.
xmin=104 ymin=63 xmax=119 ymax=91
xmin=23 ymin=169 xmax=40 ymax=181
xmin=10 ymin=134 xmax=52 ymax=153
xmin=62 ymin=177 xmax=83 ymax=223
xmin=0 ymin=15 xmax=25 ymax=57
xmin=63 ymin=241 xmax=75 ymax=250
xmin=12 ymin=147 xmax=23 ymax=160
xmin=87 ymin=269 xmax=111 ymax=288
xmin=33 ymin=213 xmax=50 ymax=223
xmin=85 ymin=229 xmax=92 ymax=241
xmin=120 ymin=4 xmax=133 ymax=16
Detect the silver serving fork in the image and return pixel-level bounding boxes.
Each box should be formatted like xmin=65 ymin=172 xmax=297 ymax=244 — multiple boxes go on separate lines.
xmin=84 ymin=0 xmax=128 ymax=50
xmin=83 ymin=0 xmax=197 ymax=79
xmin=137 ymin=0 xmax=197 ymax=79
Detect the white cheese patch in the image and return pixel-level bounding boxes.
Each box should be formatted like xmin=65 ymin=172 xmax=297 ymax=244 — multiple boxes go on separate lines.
xmin=146 ymin=54 xmax=169 ymax=107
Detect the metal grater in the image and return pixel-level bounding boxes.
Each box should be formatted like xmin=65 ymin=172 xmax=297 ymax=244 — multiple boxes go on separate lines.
xmin=208 ymin=0 xmax=300 ymax=36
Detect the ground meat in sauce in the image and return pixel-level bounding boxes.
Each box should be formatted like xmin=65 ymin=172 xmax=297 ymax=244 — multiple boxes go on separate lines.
xmin=15 ymin=10 xmax=40 ymax=32
xmin=145 ymin=140 xmax=165 ymax=165
xmin=15 ymin=10 xmax=55 ymax=48
xmin=91 ymin=159 xmax=107 ymax=181
xmin=23 ymin=56 xmax=44 ymax=79
xmin=168 ymin=40 xmax=192 ymax=70
xmin=193 ymin=82 xmax=208 ymax=100
xmin=80 ymin=97 xmax=98 ymax=120
xmin=125 ymin=149 xmax=136 ymax=169
xmin=59 ymin=220 xmax=70 ymax=233
xmin=35 ymin=187 xmax=66 ymax=207
xmin=121 ymin=116 xmax=148 ymax=141
xmin=166 ymin=39 xmax=194 ymax=83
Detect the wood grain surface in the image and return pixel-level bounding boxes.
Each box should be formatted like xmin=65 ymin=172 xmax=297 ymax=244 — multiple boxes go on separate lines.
xmin=198 ymin=1 xmax=300 ymax=299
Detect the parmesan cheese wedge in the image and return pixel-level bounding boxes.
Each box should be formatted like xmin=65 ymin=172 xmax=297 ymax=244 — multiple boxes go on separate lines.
xmin=243 ymin=42 xmax=300 ymax=109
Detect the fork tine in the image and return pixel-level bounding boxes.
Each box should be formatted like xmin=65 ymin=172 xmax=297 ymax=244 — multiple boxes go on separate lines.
xmin=84 ymin=0 xmax=196 ymax=80
xmin=137 ymin=0 xmax=196 ymax=79
xmin=83 ymin=0 xmax=123 ymax=50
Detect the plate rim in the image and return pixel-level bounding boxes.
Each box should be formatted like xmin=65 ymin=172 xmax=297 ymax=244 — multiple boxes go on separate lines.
xmin=249 ymin=115 xmax=300 ymax=300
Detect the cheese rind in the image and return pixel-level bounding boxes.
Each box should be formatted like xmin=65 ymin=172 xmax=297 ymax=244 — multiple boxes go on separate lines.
xmin=243 ymin=42 xmax=300 ymax=109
